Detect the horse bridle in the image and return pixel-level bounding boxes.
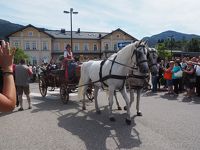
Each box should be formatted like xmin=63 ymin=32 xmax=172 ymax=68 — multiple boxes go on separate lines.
xmin=132 ymin=44 xmax=148 ymax=67
xmin=147 ymin=50 xmax=158 ymax=68
xmin=106 ymin=44 xmax=148 ymax=70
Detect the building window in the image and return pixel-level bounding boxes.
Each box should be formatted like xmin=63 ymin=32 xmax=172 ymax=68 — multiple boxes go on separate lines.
xmin=116 ymin=34 xmax=120 ymax=38
xmin=42 ymin=57 xmax=48 ymax=64
xmin=28 ymin=31 xmax=33 ymax=36
xmin=13 ymin=41 xmax=20 ymax=48
xmin=32 ymin=58 xmax=37 ymax=65
xmin=42 ymin=41 xmax=48 ymax=50
xmin=114 ymin=43 xmax=117 ymax=51
xmin=25 ymin=42 xmax=30 ymax=50
xmin=104 ymin=43 xmax=109 ymax=50
xmin=53 ymin=42 xmax=60 ymax=51
xmin=74 ymin=43 xmax=80 ymax=52
xmin=32 ymin=42 xmax=37 ymax=50
xmin=93 ymin=44 xmax=98 ymax=51
xmin=83 ymin=43 xmax=89 ymax=51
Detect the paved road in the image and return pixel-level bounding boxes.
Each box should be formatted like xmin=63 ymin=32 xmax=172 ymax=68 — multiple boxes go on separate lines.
xmin=1 ymin=83 xmax=200 ymax=150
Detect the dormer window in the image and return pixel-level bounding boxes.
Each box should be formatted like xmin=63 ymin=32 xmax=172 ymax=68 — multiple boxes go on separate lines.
xmin=28 ymin=31 xmax=33 ymax=36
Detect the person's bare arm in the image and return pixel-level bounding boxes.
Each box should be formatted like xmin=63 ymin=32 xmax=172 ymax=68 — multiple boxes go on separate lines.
xmin=0 ymin=40 xmax=16 ymax=112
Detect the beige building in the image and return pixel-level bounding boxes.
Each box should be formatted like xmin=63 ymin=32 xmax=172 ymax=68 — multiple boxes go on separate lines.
xmin=8 ymin=24 xmax=137 ymax=65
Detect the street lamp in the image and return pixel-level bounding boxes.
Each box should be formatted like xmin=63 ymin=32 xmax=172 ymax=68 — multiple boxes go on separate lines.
xmin=64 ymin=8 xmax=78 ymax=52
xmin=168 ymin=35 xmax=174 ymax=60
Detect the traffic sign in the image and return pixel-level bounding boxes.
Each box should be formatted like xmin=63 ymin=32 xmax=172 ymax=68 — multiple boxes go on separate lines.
xmin=118 ymin=42 xmax=131 ymax=49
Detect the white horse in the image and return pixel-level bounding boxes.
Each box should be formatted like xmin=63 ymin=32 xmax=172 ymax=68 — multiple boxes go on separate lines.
xmin=78 ymin=40 xmax=149 ymax=125
xmin=123 ymin=47 xmax=158 ymax=116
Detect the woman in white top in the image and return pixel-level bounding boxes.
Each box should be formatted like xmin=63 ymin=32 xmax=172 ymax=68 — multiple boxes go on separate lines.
xmin=195 ymin=59 xmax=200 ymax=96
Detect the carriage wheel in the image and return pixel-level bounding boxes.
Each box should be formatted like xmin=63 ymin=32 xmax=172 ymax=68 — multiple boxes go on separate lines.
xmin=86 ymin=87 xmax=94 ymax=102
xmin=39 ymin=78 xmax=47 ymax=97
xmin=60 ymin=84 xmax=69 ymax=104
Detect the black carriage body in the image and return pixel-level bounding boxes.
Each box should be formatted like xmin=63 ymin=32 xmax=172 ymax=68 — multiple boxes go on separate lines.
xmin=38 ymin=67 xmax=94 ymax=104
xmin=39 ymin=69 xmax=66 ymax=87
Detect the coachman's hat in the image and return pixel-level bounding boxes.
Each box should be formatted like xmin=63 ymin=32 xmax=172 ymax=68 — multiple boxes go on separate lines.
xmin=66 ymin=44 xmax=71 ymax=49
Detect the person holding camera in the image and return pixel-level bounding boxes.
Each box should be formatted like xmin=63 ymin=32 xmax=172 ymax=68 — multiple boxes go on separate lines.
xmin=0 ymin=40 xmax=16 ymax=112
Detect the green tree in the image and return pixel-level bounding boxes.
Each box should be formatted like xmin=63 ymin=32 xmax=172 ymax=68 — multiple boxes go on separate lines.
xmin=156 ymin=43 xmax=172 ymax=60
xmin=187 ymin=38 xmax=200 ymax=52
xmin=14 ymin=48 xmax=29 ymax=64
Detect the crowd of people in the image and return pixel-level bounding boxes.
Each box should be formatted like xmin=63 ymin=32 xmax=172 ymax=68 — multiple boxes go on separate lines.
xmin=154 ymin=56 xmax=200 ymax=98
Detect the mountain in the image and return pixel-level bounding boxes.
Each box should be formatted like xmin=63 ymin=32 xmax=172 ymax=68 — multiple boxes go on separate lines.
xmin=0 ymin=19 xmax=24 ymax=40
xmin=143 ymin=30 xmax=200 ymax=47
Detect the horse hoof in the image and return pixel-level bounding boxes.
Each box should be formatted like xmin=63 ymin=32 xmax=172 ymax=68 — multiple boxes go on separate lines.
xmin=126 ymin=118 xmax=131 ymax=125
xmin=137 ymin=112 xmax=143 ymax=116
xmin=96 ymin=110 xmax=101 ymax=114
xmin=118 ymin=107 xmax=122 ymax=110
xmin=110 ymin=117 xmax=116 ymax=122
xmin=82 ymin=106 xmax=86 ymax=110
xmin=124 ymin=106 xmax=127 ymax=110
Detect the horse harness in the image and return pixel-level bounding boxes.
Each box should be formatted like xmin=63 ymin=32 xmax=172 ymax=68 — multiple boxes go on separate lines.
xmin=127 ymin=69 xmax=149 ymax=89
xmin=99 ymin=55 xmax=127 ymax=91
xmin=98 ymin=47 xmax=148 ymax=91
xmin=134 ymin=44 xmax=148 ymax=67
xmin=126 ymin=49 xmax=158 ymax=89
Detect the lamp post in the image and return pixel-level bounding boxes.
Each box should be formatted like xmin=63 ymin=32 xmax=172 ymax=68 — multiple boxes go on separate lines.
xmin=64 ymin=8 xmax=78 ymax=52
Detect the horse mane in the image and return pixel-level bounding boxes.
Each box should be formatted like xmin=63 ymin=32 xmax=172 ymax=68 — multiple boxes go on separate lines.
xmin=149 ymin=47 xmax=157 ymax=52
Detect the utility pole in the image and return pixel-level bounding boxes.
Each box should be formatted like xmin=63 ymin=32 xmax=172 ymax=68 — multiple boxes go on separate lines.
xmin=168 ymin=35 xmax=174 ymax=60
xmin=63 ymin=8 xmax=78 ymax=52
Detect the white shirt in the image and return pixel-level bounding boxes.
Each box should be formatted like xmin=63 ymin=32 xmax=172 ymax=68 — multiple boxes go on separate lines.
xmin=195 ymin=65 xmax=200 ymax=76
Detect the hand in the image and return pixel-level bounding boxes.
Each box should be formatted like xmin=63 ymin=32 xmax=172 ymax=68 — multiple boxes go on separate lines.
xmin=0 ymin=40 xmax=16 ymax=72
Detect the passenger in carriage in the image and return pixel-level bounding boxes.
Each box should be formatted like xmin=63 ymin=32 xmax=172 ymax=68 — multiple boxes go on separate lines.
xmin=64 ymin=44 xmax=74 ymax=61
xmin=47 ymin=61 xmax=53 ymax=71
xmin=63 ymin=44 xmax=77 ymax=81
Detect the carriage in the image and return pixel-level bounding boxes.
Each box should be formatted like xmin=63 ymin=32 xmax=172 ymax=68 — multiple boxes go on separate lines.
xmin=38 ymin=64 xmax=94 ymax=104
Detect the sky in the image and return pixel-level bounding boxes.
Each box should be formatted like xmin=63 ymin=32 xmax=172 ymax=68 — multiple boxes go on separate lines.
xmin=0 ymin=0 xmax=199 ymax=39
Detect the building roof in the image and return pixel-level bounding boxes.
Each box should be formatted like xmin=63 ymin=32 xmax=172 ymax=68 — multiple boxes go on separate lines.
xmin=7 ymin=24 xmax=138 ymax=40
xmin=44 ymin=30 xmax=108 ymax=39
xmin=100 ymin=28 xmax=138 ymax=41
xmin=7 ymin=24 xmax=54 ymax=38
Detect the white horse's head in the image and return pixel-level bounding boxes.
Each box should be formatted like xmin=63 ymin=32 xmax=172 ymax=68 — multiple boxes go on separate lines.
xmin=147 ymin=48 xmax=158 ymax=75
xmin=130 ymin=40 xmax=149 ymax=74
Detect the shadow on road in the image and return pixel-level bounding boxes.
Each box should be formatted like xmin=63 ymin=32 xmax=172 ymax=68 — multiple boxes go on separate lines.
xmin=30 ymin=95 xmax=82 ymax=113
xmin=159 ymin=93 xmax=200 ymax=104
xmin=181 ymin=96 xmax=200 ymax=104
xmin=160 ymin=93 xmax=179 ymax=100
xmin=57 ymin=107 xmax=141 ymax=150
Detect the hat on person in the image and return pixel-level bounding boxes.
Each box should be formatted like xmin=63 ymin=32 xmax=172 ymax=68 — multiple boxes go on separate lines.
xmin=66 ymin=44 xmax=71 ymax=49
